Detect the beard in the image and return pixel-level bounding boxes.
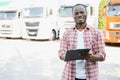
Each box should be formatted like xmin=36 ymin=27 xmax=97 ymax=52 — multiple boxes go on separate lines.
xmin=76 ymin=16 xmax=87 ymax=26
xmin=77 ymin=21 xmax=85 ymax=25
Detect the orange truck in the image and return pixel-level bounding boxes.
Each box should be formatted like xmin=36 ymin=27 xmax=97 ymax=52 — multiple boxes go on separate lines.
xmin=103 ymin=0 xmax=120 ymax=43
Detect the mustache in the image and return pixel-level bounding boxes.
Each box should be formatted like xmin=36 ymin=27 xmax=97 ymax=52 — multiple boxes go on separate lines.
xmin=78 ymin=15 xmax=85 ymax=19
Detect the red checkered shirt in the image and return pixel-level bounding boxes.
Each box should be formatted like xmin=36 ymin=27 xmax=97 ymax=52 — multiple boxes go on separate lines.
xmin=58 ymin=25 xmax=106 ymax=80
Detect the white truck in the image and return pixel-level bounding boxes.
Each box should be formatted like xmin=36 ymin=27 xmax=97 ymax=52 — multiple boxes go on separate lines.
xmin=58 ymin=0 xmax=100 ymax=39
xmin=0 ymin=6 xmax=22 ymax=38
xmin=58 ymin=4 xmax=75 ymax=39
xmin=21 ymin=4 xmax=60 ymax=41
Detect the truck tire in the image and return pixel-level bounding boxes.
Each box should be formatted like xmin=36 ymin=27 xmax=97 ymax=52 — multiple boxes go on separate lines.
xmin=49 ymin=30 xmax=56 ymax=41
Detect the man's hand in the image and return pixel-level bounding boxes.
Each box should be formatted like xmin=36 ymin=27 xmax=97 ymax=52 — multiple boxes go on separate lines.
xmin=81 ymin=53 xmax=103 ymax=62
xmin=81 ymin=53 xmax=92 ymax=61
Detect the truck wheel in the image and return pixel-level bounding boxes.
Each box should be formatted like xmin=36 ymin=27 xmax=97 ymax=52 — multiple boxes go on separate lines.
xmin=49 ymin=30 xmax=56 ymax=41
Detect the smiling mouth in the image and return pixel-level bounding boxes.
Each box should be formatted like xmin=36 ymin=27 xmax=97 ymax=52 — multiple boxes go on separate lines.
xmin=77 ymin=18 xmax=84 ymax=22
xmin=77 ymin=15 xmax=85 ymax=21
xmin=78 ymin=18 xmax=83 ymax=20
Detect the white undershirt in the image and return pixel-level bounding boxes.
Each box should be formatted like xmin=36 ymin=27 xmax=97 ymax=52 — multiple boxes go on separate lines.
xmin=75 ymin=29 xmax=86 ymax=79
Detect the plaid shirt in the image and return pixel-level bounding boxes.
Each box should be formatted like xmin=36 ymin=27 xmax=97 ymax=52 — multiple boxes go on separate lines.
xmin=58 ymin=25 xmax=106 ymax=80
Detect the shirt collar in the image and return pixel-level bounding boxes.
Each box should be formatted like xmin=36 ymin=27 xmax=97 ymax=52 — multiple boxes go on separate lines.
xmin=73 ymin=25 xmax=90 ymax=31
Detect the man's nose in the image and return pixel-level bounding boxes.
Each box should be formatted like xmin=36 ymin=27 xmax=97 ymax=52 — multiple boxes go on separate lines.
xmin=77 ymin=12 xmax=82 ymax=16
xmin=78 ymin=15 xmax=84 ymax=19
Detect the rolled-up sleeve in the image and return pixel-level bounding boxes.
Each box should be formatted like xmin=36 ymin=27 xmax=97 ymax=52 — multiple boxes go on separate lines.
xmin=96 ymin=30 xmax=106 ymax=61
xmin=58 ymin=32 xmax=68 ymax=60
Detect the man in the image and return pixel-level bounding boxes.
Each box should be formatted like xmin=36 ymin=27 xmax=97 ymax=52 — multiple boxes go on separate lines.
xmin=58 ymin=4 xmax=106 ymax=80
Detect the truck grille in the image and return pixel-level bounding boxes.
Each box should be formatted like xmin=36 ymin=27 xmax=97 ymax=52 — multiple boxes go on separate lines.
xmin=25 ymin=22 xmax=39 ymax=27
xmin=27 ymin=29 xmax=38 ymax=36
xmin=110 ymin=23 xmax=120 ymax=29
xmin=113 ymin=24 xmax=120 ymax=28
xmin=110 ymin=32 xmax=120 ymax=40
xmin=0 ymin=24 xmax=12 ymax=34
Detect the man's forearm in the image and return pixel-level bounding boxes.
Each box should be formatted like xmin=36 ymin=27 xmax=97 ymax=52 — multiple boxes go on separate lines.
xmin=90 ymin=54 xmax=103 ymax=62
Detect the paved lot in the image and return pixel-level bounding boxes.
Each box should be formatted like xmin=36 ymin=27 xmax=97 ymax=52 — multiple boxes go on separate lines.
xmin=0 ymin=39 xmax=120 ymax=80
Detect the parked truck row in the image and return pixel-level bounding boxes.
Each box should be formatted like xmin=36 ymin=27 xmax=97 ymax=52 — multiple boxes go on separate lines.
xmin=1 ymin=0 xmax=119 ymax=43
xmin=0 ymin=3 xmax=60 ymax=41
xmin=0 ymin=2 xmax=96 ymax=41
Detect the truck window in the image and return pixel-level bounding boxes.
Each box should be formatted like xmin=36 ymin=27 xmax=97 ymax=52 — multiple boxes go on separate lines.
xmin=106 ymin=2 xmax=120 ymax=16
xmin=0 ymin=11 xmax=16 ymax=19
xmin=59 ymin=7 xmax=72 ymax=17
xmin=0 ymin=12 xmax=4 ymax=19
xmin=23 ymin=7 xmax=43 ymax=18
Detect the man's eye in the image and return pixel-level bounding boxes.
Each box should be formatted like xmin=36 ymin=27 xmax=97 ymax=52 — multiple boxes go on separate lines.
xmin=80 ymin=11 xmax=84 ymax=14
xmin=74 ymin=12 xmax=84 ymax=15
xmin=75 ymin=12 xmax=79 ymax=15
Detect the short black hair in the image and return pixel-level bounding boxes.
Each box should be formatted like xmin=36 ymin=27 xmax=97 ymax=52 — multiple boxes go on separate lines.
xmin=72 ymin=4 xmax=87 ymax=14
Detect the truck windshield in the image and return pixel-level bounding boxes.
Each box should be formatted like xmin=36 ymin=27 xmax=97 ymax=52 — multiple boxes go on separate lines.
xmin=59 ymin=7 xmax=72 ymax=17
xmin=0 ymin=11 xmax=17 ymax=19
xmin=23 ymin=7 xmax=43 ymax=18
xmin=106 ymin=2 xmax=120 ymax=16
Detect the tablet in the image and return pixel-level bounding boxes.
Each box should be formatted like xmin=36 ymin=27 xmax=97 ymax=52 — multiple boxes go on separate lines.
xmin=64 ymin=49 xmax=90 ymax=61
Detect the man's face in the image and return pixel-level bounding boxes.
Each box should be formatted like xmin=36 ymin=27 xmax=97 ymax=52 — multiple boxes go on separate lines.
xmin=72 ymin=5 xmax=87 ymax=25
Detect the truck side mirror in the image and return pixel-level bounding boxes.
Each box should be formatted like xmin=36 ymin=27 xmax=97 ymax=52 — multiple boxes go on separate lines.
xmin=101 ymin=6 xmax=106 ymax=16
xmin=18 ymin=12 xmax=21 ymax=18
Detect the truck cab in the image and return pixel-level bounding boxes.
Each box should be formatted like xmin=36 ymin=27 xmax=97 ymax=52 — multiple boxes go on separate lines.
xmin=21 ymin=4 xmax=60 ymax=41
xmin=103 ymin=0 xmax=120 ymax=43
xmin=58 ymin=4 xmax=96 ymax=39
xmin=0 ymin=6 xmax=22 ymax=38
